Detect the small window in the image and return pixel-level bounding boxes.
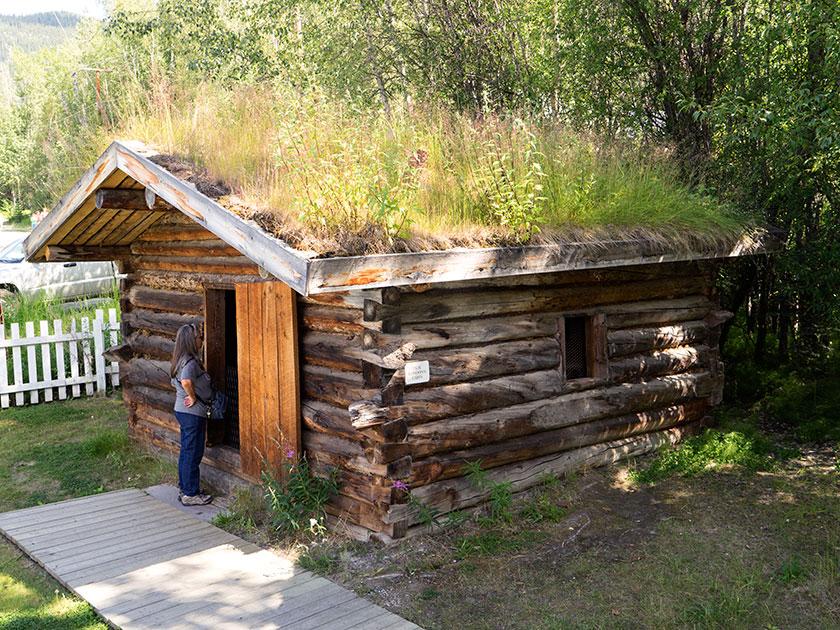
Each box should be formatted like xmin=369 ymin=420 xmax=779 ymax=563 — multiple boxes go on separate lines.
xmin=561 ymin=314 xmax=607 ymax=382
xmin=564 ymin=316 xmax=588 ymax=380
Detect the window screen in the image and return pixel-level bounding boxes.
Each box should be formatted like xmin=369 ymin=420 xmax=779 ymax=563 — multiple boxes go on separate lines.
xmin=565 ymin=316 xmax=588 ymax=380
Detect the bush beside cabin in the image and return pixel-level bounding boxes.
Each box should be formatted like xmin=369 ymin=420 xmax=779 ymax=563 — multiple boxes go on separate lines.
xmin=22 ymin=141 xmax=780 ymax=541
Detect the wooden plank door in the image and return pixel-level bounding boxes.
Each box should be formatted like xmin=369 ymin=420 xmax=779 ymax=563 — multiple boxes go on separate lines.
xmin=235 ymin=281 xmax=300 ymax=478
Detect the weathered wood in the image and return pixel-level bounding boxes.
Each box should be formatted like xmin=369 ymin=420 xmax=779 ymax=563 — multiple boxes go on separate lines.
xmin=406 ymin=371 xmax=717 ymax=461
xmin=302 ymin=400 xmax=361 ymax=442
xmin=131 ymin=239 xmax=243 ymax=257
xmin=605 ymin=296 xmax=712 ymax=329
xmin=102 ymin=342 xmax=133 ymax=364
xmin=300 ymin=305 xmax=366 ymax=334
xmin=364 ymin=276 xmax=708 ymax=324
xmin=127 ymin=332 xmax=174 ymax=361
xmin=408 ymin=402 xmax=707 ymax=486
xmin=96 ymin=188 xmax=170 ymax=210
xmin=309 ymin=461 xmax=393 ymax=506
xmin=131 ymin=270 xmax=264 ymax=292
xmin=361 ymin=313 xmax=559 ymax=351
xmin=144 ymin=188 xmax=178 ymax=210
xmin=123 ymin=384 xmax=175 ymax=413
xmin=608 ymin=320 xmax=710 ymax=358
xmin=128 ymin=285 xmax=203 ymax=314
xmin=305 ymin=231 xmax=781 ymax=293
xmin=236 ymin=281 xmax=301 ymax=477
xmin=305 ymin=431 xmax=388 ymax=478
xmin=131 ymin=255 xmax=260 ymax=275
xmin=401 ymin=421 xmax=706 ymax=523
xmin=44 ymin=245 xmax=131 ymax=262
xmin=122 ymin=357 xmax=172 ymax=390
xmin=588 ymin=314 xmax=609 ymax=379
xmin=609 ymin=345 xmax=712 ymax=382
xmin=302 ymin=364 xmax=376 ymax=407
xmin=204 ymin=288 xmax=226 ymax=446
xmin=124 ymin=309 xmax=202 ymax=338
xmin=136 ymin=224 xmax=218 ymax=242
xmin=302 ymin=331 xmax=364 ymax=372
xmin=364 ymin=441 xmax=413 ymax=465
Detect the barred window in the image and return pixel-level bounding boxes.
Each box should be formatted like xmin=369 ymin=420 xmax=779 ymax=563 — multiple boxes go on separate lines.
xmin=562 ymin=314 xmax=607 ymax=382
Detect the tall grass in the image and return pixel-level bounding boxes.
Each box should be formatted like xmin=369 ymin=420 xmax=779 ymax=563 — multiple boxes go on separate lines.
xmin=115 ymin=84 xmax=751 ymax=255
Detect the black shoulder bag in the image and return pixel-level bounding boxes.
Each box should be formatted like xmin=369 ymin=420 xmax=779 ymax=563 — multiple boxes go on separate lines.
xmin=184 ymin=358 xmax=228 ymax=420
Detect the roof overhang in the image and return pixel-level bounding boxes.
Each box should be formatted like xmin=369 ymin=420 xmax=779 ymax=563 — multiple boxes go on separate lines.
xmin=25 ymin=141 xmax=783 ymax=295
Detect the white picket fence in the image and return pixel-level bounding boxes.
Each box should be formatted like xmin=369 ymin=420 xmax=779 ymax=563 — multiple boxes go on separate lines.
xmin=0 ymin=308 xmax=121 ymax=409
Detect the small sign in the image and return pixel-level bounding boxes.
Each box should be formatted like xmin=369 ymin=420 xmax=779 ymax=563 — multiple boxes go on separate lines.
xmin=404 ymin=360 xmax=430 ymax=385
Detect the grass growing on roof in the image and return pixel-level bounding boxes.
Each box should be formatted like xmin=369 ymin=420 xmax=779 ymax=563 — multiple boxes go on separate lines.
xmin=117 ymin=83 xmax=751 ymax=255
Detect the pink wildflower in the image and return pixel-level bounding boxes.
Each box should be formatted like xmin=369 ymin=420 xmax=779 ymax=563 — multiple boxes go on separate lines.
xmin=393 ymin=480 xmax=408 ymax=491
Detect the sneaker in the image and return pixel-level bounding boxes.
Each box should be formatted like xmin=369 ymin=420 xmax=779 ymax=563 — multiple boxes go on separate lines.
xmin=179 ymin=493 xmax=213 ymax=506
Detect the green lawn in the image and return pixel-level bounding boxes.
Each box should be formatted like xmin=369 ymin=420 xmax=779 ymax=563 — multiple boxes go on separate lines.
xmin=0 ymin=395 xmax=175 ymax=629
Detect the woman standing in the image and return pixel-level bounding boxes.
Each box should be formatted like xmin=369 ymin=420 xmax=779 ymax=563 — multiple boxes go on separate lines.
xmin=170 ymin=323 xmax=213 ymax=506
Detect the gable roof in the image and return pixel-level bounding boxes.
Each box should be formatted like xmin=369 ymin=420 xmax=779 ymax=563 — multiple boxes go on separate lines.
xmin=24 ymin=141 xmax=782 ymax=295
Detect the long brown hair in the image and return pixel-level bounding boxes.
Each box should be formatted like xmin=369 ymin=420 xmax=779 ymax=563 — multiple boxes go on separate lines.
xmin=171 ymin=323 xmax=203 ymax=378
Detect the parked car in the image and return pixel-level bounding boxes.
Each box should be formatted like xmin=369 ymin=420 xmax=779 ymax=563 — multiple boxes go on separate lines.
xmin=0 ymin=236 xmax=118 ymax=300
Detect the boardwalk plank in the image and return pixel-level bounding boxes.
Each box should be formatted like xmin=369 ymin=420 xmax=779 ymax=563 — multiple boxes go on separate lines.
xmin=0 ymin=490 xmax=420 ymax=630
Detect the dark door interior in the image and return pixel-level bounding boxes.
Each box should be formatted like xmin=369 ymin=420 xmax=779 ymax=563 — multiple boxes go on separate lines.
xmin=204 ymin=288 xmax=240 ymax=449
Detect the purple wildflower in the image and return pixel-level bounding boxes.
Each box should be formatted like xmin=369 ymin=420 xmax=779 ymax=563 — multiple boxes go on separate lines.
xmin=393 ymin=480 xmax=408 ymax=491
xmin=284 ymin=447 xmax=295 ymax=459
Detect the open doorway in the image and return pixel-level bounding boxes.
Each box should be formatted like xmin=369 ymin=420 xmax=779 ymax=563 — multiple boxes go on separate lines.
xmin=204 ymin=288 xmax=239 ymax=449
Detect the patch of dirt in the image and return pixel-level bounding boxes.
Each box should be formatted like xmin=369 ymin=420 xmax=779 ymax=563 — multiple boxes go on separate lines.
xmin=148 ymin=154 xmax=231 ymax=198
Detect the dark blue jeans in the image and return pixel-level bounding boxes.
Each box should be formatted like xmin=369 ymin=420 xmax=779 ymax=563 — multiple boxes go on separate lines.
xmin=175 ymin=411 xmax=206 ymax=496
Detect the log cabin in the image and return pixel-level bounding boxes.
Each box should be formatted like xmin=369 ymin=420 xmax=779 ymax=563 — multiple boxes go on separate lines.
xmin=23 ymin=141 xmax=781 ymax=542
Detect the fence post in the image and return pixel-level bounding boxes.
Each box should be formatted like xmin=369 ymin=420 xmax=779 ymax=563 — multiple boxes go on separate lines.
xmin=81 ymin=317 xmax=93 ymax=396
xmin=108 ymin=308 xmax=119 ymax=387
xmin=69 ymin=319 xmax=80 ymax=398
xmin=24 ymin=321 xmax=38 ymax=404
xmin=55 ymin=319 xmax=67 ymax=400
xmin=0 ymin=326 xmax=8 ymax=408
xmin=94 ymin=310 xmax=106 ymax=394
xmin=11 ymin=322 xmax=23 ymax=406
xmin=40 ymin=320 xmax=53 ymax=403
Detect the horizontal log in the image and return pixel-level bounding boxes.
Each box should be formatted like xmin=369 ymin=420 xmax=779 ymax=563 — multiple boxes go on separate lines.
xmin=608 ymin=321 xmax=709 ymax=358
xmin=102 ymin=342 xmax=133 ymax=364
xmin=410 ymin=337 xmax=561 ymax=386
xmin=45 ymin=245 xmax=131 ymax=261
xmin=404 ymin=261 xmax=710 ymax=291
xmin=609 ymin=345 xmax=712 ymax=382
xmin=401 ymin=420 xmax=706 ymax=523
xmin=301 ymin=331 xmax=363 ymax=371
xmin=122 ymin=384 xmax=175 ymax=413
xmin=125 ymin=309 xmax=202 ymax=338
xmin=302 ymin=399 xmax=361 ymax=442
xmin=365 ymin=276 xmax=708 ymax=324
xmin=133 ymin=403 xmax=178 ymax=432
xmin=397 ymin=369 xmax=601 ymax=424
xmin=299 ymin=305 xmax=366 ymax=335
xmin=127 ymin=285 xmax=203 ymax=314
xmin=123 ymin=357 xmax=173 ymax=390
xmin=136 ymin=224 xmax=218 ymax=242
xmin=299 ymin=289 xmax=385 ymax=310
xmin=361 ymin=312 xmax=560 ymax=351
xmin=96 ymin=188 xmax=168 ymax=210
xmin=364 ymin=441 xmax=413 ymax=465
xmin=304 ymin=431 xmax=388 ymax=478
xmin=128 ymin=332 xmax=174 ymax=361
xmin=408 ymin=401 xmax=707 ymax=486
xmin=131 ymin=270 xmax=263 ymax=292
xmin=605 ymin=296 xmax=712 ymax=329
xmin=131 ymin=255 xmax=260 ymax=276
xmin=407 ymin=370 xmax=716 ymax=461
xmin=309 ymin=461 xmax=393 ymax=506
xmin=301 ymin=364 xmax=376 ymax=407
xmin=131 ymin=239 xmax=243 ymax=257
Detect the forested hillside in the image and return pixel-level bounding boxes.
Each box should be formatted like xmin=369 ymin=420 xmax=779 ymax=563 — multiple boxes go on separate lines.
xmin=0 ymin=0 xmax=838 ymax=382
xmin=0 ymin=12 xmax=81 ymax=63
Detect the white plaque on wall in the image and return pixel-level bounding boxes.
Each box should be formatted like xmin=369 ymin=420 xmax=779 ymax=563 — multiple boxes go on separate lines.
xmin=404 ymin=360 xmax=431 ymax=385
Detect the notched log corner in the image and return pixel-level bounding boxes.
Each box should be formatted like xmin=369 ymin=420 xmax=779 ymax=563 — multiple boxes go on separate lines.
xmin=103 ymin=342 xmax=133 ymax=364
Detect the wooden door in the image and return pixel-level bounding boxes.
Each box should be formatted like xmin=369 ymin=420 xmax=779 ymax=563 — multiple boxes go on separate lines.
xmin=235 ymin=281 xmax=300 ymax=478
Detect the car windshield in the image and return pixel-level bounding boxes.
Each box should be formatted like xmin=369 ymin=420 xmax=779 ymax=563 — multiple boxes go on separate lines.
xmin=0 ymin=239 xmax=25 ymax=263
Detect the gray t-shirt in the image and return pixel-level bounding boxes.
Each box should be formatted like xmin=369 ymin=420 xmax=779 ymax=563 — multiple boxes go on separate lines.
xmin=172 ymin=357 xmax=213 ymax=417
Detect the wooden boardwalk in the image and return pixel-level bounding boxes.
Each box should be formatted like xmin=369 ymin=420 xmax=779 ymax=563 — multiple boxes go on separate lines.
xmin=0 ymin=489 xmax=421 ymax=630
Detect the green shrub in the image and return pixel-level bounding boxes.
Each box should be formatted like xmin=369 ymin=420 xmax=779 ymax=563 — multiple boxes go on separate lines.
xmin=260 ymin=448 xmax=340 ymax=537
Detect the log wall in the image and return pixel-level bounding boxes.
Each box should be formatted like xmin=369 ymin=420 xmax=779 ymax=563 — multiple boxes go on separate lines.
xmin=117 ymin=213 xmax=727 ymax=540
xmin=307 ymin=261 xmax=728 ymax=540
